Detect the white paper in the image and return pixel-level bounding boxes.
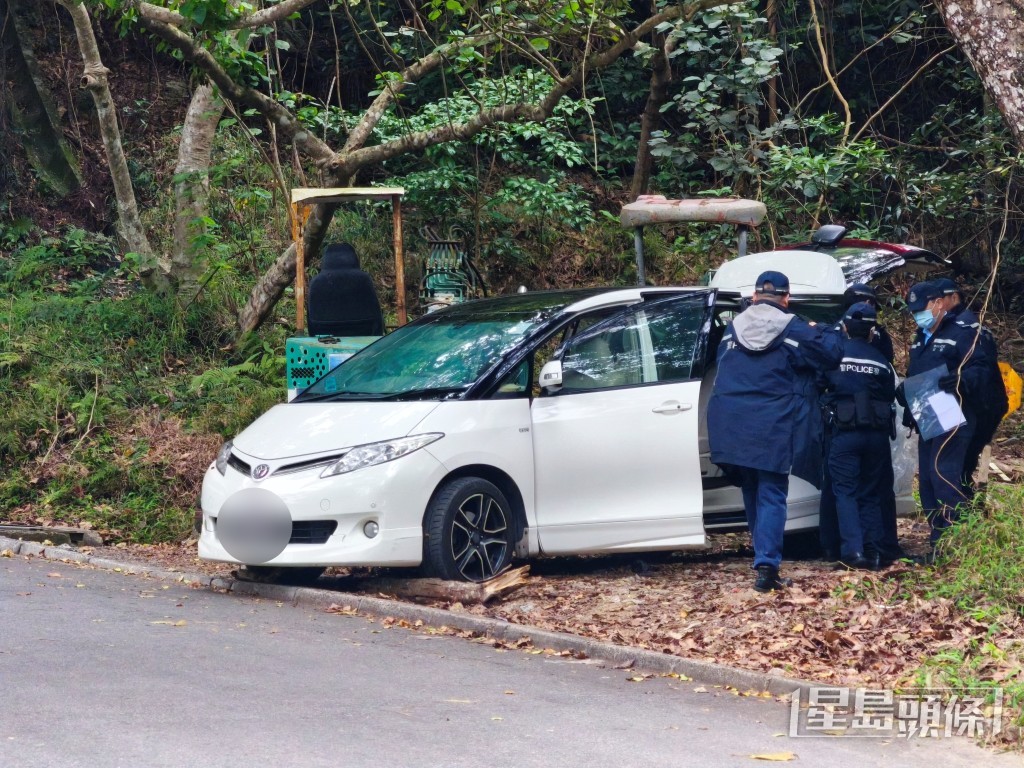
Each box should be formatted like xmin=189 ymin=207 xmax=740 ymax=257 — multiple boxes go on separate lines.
xmin=927 ymin=391 xmax=967 ymax=432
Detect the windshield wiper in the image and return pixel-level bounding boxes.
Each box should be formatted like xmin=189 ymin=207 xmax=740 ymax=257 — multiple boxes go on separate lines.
xmin=293 ymin=390 xmax=388 ymax=403
xmin=382 ymin=387 xmax=468 ymax=401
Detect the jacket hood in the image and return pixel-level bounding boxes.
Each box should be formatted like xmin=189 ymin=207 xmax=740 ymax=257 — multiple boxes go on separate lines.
xmin=732 ymin=301 xmax=795 ymax=351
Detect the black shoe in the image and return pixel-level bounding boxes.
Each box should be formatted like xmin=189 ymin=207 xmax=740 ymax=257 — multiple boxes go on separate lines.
xmin=865 ymin=549 xmax=891 ymax=571
xmin=821 ymin=548 xmax=840 ymax=564
xmin=833 ymin=553 xmax=869 ymax=570
xmin=753 ymin=565 xmax=792 ymax=592
xmin=890 ymin=545 xmax=911 ymax=561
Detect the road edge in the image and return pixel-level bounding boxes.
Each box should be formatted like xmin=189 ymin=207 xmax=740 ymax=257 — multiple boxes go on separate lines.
xmin=2 ymin=536 xmax=814 ymax=698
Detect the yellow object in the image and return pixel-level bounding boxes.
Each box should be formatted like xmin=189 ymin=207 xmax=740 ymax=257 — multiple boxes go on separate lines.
xmin=999 ymin=361 xmax=1022 ymax=417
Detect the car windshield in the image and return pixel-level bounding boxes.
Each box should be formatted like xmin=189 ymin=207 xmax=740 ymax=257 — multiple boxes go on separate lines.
xmin=296 ymin=296 xmax=577 ymax=401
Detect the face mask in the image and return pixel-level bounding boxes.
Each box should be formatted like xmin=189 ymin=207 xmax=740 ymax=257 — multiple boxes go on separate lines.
xmin=913 ymin=309 xmax=935 ymax=331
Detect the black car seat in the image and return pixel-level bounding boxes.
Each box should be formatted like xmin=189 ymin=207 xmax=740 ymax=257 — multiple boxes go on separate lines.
xmin=306 ymin=243 xmax=385 ymax=337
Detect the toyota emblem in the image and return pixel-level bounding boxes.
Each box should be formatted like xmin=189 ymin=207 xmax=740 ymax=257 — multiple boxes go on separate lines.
xmin=251 ymin=464 xmax=270 ymax=481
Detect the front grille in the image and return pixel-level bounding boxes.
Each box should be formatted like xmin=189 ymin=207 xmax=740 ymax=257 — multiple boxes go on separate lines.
xmin=227 ymin=453 xmax=251 ymax=476
xmin=289 ymin=520 xmax=338 ymax=544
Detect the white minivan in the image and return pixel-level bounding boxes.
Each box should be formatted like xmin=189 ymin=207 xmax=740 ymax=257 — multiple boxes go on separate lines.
xmin=199 ymin=242 xmax=932 ymax=582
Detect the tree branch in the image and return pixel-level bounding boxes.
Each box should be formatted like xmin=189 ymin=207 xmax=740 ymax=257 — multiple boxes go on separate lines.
xmin=136 ymin=0 xmax=324 ymax=30
xmin=55 ymin=0 xmax=168 ymax=291
xmin=137 ymin=12 xmax=336 ymax=167
xmin=808 ymin=0 xmax=851 ymax=145
xmin=850 ymin=45 xmax=957 ymax=144
xmin=343 ymin=34 xmax=498 ymax=153
xmin=333 ymin=1 xmax=725 ymax=176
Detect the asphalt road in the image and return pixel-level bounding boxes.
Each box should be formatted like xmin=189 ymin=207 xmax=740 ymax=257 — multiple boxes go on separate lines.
xmin=1 ymin=555 xmax=1017 ymax=768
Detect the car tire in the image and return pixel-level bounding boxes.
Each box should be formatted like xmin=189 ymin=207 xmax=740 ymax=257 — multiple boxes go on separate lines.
xmin=237 ymin=566 xmax=325 ymax=585
xmin=424 ymin=477 xmax=516 ymax=583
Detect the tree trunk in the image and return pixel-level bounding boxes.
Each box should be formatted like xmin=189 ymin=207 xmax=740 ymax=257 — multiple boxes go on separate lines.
xmin=630 ymin=5 xmax=671 ymax=200
xmin=935 ymin=0 xmax=1024 ymax=149
xmin=4 ymin=0 xmax=82 ymax=196
xmin=235 ymin=198 xmax=340 ymax=337
xmin=53 ymin=0 xmax=169 ymax=293
xmin=171 ymin=84 xmax=225 ymax=301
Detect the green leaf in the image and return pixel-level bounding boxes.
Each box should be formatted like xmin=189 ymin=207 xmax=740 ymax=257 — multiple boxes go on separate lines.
xmin=529 ymin=37 xmax=550 ymax=51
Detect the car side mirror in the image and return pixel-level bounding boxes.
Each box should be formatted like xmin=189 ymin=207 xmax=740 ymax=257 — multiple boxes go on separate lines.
xmin=538 ymin=360 xmax=563 ymax=391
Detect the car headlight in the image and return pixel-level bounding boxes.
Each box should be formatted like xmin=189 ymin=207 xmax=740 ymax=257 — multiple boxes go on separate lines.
xmin=215 ymin=440 xmax=233 ymax=475
xmin=320 ymin=433 xmax=443 ymax=478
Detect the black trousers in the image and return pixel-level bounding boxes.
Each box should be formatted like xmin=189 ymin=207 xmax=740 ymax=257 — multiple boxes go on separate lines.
xmin=820 ymin=432 xmax=898 ymax=557
xmin=828 ymin=428 xmax=890 ymax=559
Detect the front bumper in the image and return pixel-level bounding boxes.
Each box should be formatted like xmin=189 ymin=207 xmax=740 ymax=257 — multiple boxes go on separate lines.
xmin=198 ymin=447 xmax=446 ymax=568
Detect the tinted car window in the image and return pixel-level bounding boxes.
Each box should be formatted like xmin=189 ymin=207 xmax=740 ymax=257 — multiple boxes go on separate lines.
xmin=560 ymin=294 xmax=709 ymax=391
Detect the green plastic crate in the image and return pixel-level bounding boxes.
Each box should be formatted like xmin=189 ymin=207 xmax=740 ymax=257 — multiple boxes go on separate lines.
xmin=286 ymin=336 xmax=379 ymax=400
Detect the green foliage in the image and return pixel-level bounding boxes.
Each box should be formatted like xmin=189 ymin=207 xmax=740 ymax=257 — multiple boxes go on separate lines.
xmin=0 ymin=225 xmax=290 ymax=541
xmin=925 ymin=486 xmax=1024 ymax=615
xmin=905 ymin=485 xmax=1024 ymax=732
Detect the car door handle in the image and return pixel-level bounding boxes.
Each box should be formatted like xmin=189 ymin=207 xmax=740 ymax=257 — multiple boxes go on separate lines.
xmin=652 ymin=402 xmax=692 ymax=414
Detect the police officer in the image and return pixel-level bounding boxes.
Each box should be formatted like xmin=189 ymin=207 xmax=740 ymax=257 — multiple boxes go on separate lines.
xmin=931 ymin=278 xmax=1008 ymax=497
xmin=842 ymin=283 xmax=894 ymax=361
xmin=901 ymin=280 xmax=991 ymax=559
xmin=822 ymin=302 xmax=897 ymax=569
xmin=818 ymin=284 xmax=903 ymax=562
xmin=708 ymin=271 xmax=843 ymax=592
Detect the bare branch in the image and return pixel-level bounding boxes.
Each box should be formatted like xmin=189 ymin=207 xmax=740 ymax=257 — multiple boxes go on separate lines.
xmin=241 ymin=0 xmax=322 ymax=28
xmin=136 ymin=0 xmax=324 ymax=30
xmin=808 ymin=0 xmax=851 ymax=145
xmin=851 ymin=45 xmax=957 ymax=144
xmin=135 ymin=1 xmax=186 ymax=27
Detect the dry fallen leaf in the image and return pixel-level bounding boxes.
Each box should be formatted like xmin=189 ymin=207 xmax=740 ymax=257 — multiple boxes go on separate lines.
xmin=749 ymin=752 xmax=796 ymax=762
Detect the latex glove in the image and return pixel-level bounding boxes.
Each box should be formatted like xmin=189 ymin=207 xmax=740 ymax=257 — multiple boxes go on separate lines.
xmin=938 ymin=373 xmax=960 ymax=393
xmin=901 ymin=406 xmax=916 ymax=429
xmin=895 ymin=381 xmax=907 ymax=408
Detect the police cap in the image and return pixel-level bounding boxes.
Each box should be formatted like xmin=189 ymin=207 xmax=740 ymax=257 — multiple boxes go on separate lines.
xmin=843 ymin=283 xmax=877 ymax=309
xmin=754 ymin=270 xmax=790 ymax=296
xmin=843 ymin=301 xmax=877 ymax=324
xmin=843 ymin=301 xmax=877 ymax=338
xmin=932 ymin=277 xmax=960 ymax=297
xmin=906 ymin=281 xmax=942 ymax=312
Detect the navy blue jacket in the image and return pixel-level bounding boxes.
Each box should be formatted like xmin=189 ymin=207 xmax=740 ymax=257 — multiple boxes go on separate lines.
xmin=907 ymin=305 xmax=994 ymax=425
xmin=944 ymin=304 xmax=1007 ymax=431
xmin=708 ymin=300 xmax=843 ymax=485
xmin=831 ymin=319 xmax=893 ymax=362
xmin=823 ymin=336 xmax=897 ymax=420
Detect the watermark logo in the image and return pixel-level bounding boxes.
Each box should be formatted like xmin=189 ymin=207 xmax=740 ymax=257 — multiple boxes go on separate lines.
xmin=789 ymin=687 xmax=1003 ymax=739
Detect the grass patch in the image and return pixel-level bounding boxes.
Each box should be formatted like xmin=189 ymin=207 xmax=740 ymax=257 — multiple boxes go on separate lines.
xmin=907 ymin=484 xmax=1024 ymax=745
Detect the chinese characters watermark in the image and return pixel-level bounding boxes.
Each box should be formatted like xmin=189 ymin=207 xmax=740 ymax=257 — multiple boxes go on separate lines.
xmin=789 ymin=687 xmax=1003 ymax=739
